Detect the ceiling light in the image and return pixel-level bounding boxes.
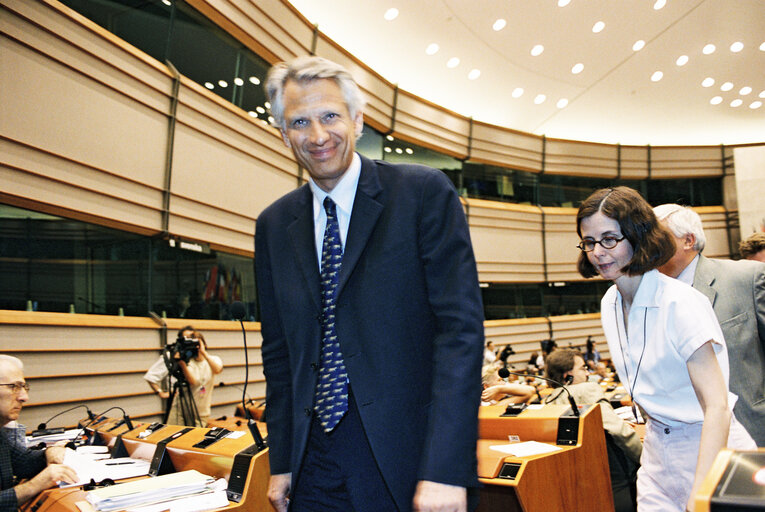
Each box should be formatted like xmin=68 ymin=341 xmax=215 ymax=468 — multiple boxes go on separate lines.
xmin=676 ymin=55 xmax=689 ymax=66
xmin=710 ymin=96 xmax=723 ymax=105
xmin=556 ymin=98 xmax=569 ymax=109
xmin=162 ymin=0 xmax=171 ymax=5
xmin=395 ymin=148 xmax=403 ymax=154
xmin=264 ymin=101 xmax=271 ymax=109
xmin=534 ymin=94 xmax=546 ymax=105
xmin=651 ymin=71 xmax=663 ymax=82
xmin=468 ymin=69 xmax=481 ymax=80
xmin=426 ymin=43 xmax=439 ymax=55
xmin=249 ymin=76 xmax=260 ymax=85
xmin=386 ymin=135 xmax=394 ymax=141
xmin=730 ymin=42 xmax=744 ymax=53
xmin=204 ymin=82 xmax=214 ymax=90
xmin=760 ymin=42 xmax=765 ymax=51
xmin=512 ymin=87 xmax=524 ymax=98
xmin=493 ymin=19 xmax=506 ymax=31
xmin=702 ymin=44 xmax=716 ymax=55
xmin=750 ymin=101 xmax=763 ymax=109
xmin=702 ymin=77 xmax=715 ymax=87
xmin=405 ymin=148 xmax=414 ymax=154
xmin=248 ymin=111 xmax=257 ymax=118
xmin=234 ymin=77 xmax=244 ymax=86
xmin=256 ymin=106 xmax=266 ymax=114
xmin=759 ymin=90 xmax=765 ymax=98
xmin=653 ymin=0 xmax=666 ymax=9
xmin=267 ymin=115 xmax=275 ymax=124
xmin=632 ymin=40 xmax=645 ymax=52
xmin=531 ymin=44 xmax=544 ymax=57
xmin=739 ymin=86 xmax=752 ymax=95
xmin=558 ymin=0 xmax=571 ymax=6
xmin=447 ymin=57 xmax=460 ymax=68
xmin=730 ymin=99 xmax=743 ymax=107
xmin=383 ymin=8 xmax=398 ymax=21
xmin=571 ymin=63 xmax=584 ymax=74
xmin=384 ymin=146 xmax=392 ymax=153
xmin=218 ymin=80 xmax=228 ymax=88
xmin=592 ymin=21 xmax=605 ymax=33
xmin=721 ymin=82 xmax=734 ymax=91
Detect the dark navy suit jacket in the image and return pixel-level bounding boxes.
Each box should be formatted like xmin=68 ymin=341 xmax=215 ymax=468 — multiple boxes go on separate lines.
xmin=255 ymin=154 xmax=484 ymax=510
xmin=1 ymin=429 xmax=46 ymax=512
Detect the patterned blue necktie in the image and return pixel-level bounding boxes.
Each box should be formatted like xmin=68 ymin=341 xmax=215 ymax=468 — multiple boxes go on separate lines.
xmin=315 ymin=197 xmax=348 ymax=432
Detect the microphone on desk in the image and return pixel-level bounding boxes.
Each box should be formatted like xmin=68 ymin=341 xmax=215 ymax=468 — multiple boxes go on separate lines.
xmin=33 ymin=404 xmax=97 ymax=436
xmin=231 ymin=301 xmax=267 ymax=452
xmin=498 ymin=368 xmax=580 ymax=417
xmin=218 ymin=381 xmax=257 ymax=407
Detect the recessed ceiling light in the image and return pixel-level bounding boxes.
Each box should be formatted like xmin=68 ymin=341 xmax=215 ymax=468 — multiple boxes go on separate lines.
xmin=534 ymin=94 xmax=546 ymax=104
xmin=267 ymin=115 xmax=275 ymax=124
xmin=701 ymin=77 xmax=715 ymax=87
xmin=426 ymin=43 xmax=439 ymax=55
xmin=750 ymin=101 xmax=762 ymax=109
xmin=676 ymin=55 xmax=689 ymax=66
xmin=739 ymin=86 xmax=752 ymax=95
xmin=651 ymin=71 xmax=663 ymax=82
xmin=702 ymin=44 xmax=716 ymax=55
xmin=592 ymin=21 xmax=605 ymax=33
xmin=264 ymin=101 xmax=271 ymax=109
xmin=248 ymin=111 xmax=257 ymax=118
xmin=730 ymin=42 xmax=744 ymax=53
xmin=721 ymin=82 xmax=734 ymax=91
xmin=512 ymin=87 xmax=524 ymax=98
xmin=395 ymin=148 xmax=403 ymax=154
xmin=249 ymin=76 xmax=260 ymax=85
xmin=760 ymin=42 xmax=765 ymax=51
xmin=468 ymin=69 xmax=481 ymax=80
xmin=218 ymin=80 xmax=228 ymax=88
xmin=653 ymin=0 xmax=666 ymax=10
xmin=556 ymin=98 xmax=569 ymax=109
xmin=162 ymin=0 xmax=171 ymax=5
xmin=405 ymin=148 xmax=414 ymax=154
xmin=256 ymin=106 xmax=266 ymax=114
xmin=531 ymin=44 xmax=544 ymax=57
xmin=383 ymin=8 xmax=399 ymax=21
xmin=204 ymin=82 xmax=214 ymax=90
xmin=384 ymin=146 xmax=392 ymax=153
xmin=493 ymin=19 xmax=506 ymax=31
xmin=571 ymin=63 xmax=584 ymax=74
xmin=730 ymin=99 xmax=743 ymax=107
xmin=759 ymin=90 xmax=765 ymax=98
xmin=234 ymin=77 xmax=244 ymax=86
xmin=710 ymin=96 xmax=723 ymax=105
xmin=386 ymin=135 xmax=394 ymax=141
xmin=633 ymin=40 xmax=645 ymax=52
xmin=558 ymin=0 xmax=571 ymax=6
xmin=447 ymin=57 xmax=460 ymax=68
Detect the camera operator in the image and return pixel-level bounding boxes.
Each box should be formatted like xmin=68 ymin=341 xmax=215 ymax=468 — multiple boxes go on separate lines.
xmin=143 ymin=326 xmax=223 ymax=426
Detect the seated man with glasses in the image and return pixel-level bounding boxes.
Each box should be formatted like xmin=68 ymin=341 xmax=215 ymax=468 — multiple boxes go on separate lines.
xmin=0 ymin=355 xmax=77 ymax=511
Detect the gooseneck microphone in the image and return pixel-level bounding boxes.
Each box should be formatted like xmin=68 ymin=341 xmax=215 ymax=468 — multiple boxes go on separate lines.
xmin=231 ymin=301 xmax=267 ymax=452
xmin=498 ymin=368 xmax=580 ymax=417
xmin=34 ymin=404 xmax=97 ymax=435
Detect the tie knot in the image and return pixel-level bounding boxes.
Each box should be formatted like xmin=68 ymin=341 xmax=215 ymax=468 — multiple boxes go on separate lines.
xmin=323 ymin=196 xmax=337 ymax=218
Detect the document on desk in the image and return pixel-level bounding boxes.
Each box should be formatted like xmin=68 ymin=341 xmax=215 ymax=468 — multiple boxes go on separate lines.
xmin=86 ymin=469 xmax=216 ymax=511
xmin=489 ymin=440 xmax=562 ymax=457
xmin=61 ymin=449 xmax=150 ymax=487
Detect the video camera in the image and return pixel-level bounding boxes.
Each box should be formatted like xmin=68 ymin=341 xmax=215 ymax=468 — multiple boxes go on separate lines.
xmin=168 ymin=334 xmax=200 ymax=364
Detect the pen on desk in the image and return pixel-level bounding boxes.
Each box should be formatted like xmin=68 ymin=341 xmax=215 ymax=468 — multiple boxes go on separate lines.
xmin=105 ymin=461 xmax=136 ymax=465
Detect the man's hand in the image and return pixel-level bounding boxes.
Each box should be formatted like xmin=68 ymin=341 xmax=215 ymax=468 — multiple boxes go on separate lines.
xmin=267 ymin=472 xmax=292 ymax=512
xmin=481 ymin=385 xmax=505 ymax=402
xmin=413 ymin=480 xmax=467 ymax=512
xmin=14 ymin=464 xmax=79 ymax=506
xmin=44 ymin=445 xmax=67 ymax=464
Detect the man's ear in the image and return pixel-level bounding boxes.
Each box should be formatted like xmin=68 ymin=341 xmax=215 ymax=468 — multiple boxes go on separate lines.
xmin=353 ymin=111 xmax=364 ymax=138
xmin=683 ymin=233 xmax=696 ymax=250
xmin=280 ymin=129 xmax=291 ymax=148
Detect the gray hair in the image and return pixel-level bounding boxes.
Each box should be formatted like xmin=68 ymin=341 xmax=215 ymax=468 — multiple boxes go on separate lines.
xmin=265 ymin=55 xmax=365 ymax=131
xmin=653 ymin=204 xmax=706 ymax=252
xmin=0 ymin=355 xmax=23 ymax=373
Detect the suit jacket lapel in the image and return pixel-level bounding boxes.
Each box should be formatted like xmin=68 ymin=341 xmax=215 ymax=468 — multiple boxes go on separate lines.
xmin=337 ymin=155 xmax=383 ymax=296
xmin=287 ymin=186 xmax=321 ymax=313
xmin=692 ymin=255 xmax=717 ymax=307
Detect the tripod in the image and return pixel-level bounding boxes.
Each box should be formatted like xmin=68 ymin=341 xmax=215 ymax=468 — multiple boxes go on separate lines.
xmin=165 ymin=375 xmax=202 ymax=427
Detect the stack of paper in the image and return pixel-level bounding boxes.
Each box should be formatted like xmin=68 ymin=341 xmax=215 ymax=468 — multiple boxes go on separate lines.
xmin=61 ymin=449 xmax=150 ymax=488
xmin=86 ymin=470 xmax=215 ymax=511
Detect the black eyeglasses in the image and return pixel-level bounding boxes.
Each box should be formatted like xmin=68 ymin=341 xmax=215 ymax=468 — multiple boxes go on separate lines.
xmin=0 ymin=382 xmax=30 ymax=393
xmin=577 ymin=236 xmax=626 ymax=252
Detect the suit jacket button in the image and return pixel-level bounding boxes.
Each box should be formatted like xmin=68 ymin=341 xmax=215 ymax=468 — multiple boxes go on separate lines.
xmin=310 ymin=362 xmax=318 ymax=371
xmin=304 ymin=408 xmax=312 ymax=416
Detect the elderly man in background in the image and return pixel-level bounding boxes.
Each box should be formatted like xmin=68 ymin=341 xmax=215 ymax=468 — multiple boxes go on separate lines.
xmin=653 ymin=204 xmax=765 ymax=446
xmin=0 ymin=355 xmax=77 ymax=511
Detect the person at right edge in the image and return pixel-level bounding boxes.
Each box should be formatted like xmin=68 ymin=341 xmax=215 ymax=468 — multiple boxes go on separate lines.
xmin=653 ymin=203 xmax=765 ymax=447
xmin=576 ymin=187 xmax=755 ymax=512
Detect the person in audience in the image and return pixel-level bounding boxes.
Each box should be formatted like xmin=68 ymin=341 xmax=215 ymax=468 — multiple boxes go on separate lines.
xmin=738 ymin=232 xmax=765 ymax=263
xmin=1 ymin=355 xmax=77 ymax=511
xmin=583 ymin=335 xmax=601 ymax=370
xmin=483 ymin=340 xmax=497 ymax=367
xmin=577 ymin=187 xmax=755 ymax=512
xmin=481 ymin=365 xmax=536 ymax=405
xmin=654 ymin=204 xmax=765 ymax=447
xmin=257 ymin=55 xmax=484 ymax=512
xmin=545 ymin=348 xmax=641 ymax=512
xmin=143 ymin=326 xmax=223 ymax=427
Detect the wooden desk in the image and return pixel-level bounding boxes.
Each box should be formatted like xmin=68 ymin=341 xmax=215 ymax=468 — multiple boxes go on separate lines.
xmin=476 ymin=404 xmax=614 ymax=512
xmin=695 ymin=448 xmax=765 ymax=512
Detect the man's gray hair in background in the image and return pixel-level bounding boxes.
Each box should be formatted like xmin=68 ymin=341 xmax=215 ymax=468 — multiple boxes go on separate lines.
xmin=265 ymin=55 xmax=366 ymax=131
xmin=0 ymin=354 xmax=23 ymax=371
xmin=653 ymin=203 xmax=707 ymax=252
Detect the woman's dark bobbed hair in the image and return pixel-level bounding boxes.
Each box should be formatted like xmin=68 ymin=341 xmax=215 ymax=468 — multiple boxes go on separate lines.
xmin=576 ymin=187 xmax=675 ymax=278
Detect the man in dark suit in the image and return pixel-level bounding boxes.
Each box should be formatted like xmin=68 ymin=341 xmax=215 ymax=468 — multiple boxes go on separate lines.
xmin=654 ymin=204 xmax=765 ymax=446
xmin=256 ymin=56 xmax=484 ymax=511
xmin=1 ymin=355 xmax=77 ymax=511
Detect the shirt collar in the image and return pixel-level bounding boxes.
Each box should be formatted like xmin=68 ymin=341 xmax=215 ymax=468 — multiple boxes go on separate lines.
xmin=632 ymin=269 xmax=661 ymax=308
xmin=309 ymin=152 xmax=361 ymax=219
xmin=676 ymin=253 xmax=699 ymax=286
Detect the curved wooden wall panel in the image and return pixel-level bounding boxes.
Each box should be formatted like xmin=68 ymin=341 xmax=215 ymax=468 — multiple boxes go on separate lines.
xmin=469 ymin=122 xmax=544 ymax=172
xmin=542 ymin=207 xmax=581 ymax=282
xmin=650 ymin=146 xmax=723 ymax=178
xmin=620 ymin=146 xmax=650 ymax=180
xmin=544 ymin=139 xmax=618 ymax=178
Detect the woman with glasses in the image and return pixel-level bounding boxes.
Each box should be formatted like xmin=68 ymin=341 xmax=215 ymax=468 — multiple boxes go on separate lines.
xmin=575 ymin=187 xmax=754 ymax=512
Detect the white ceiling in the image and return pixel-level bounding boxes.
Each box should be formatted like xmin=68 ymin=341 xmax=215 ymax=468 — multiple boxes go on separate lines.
xmin=287 ymin=0 xmax=765 ymax=146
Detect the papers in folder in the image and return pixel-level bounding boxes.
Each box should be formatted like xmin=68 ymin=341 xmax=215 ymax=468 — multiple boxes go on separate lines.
xmin=489 ymin=440 xmax=562 ymax=457
xmin=86 ymin=470 xmax=216 ymax=511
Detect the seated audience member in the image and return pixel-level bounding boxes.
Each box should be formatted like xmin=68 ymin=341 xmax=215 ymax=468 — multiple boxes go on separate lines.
xmin=545 ymin=349 xmax=642 ymax=512
xmin=481 ymin=365 xmax=536 ymax=405
xmin=583 ymin=336 xmax=601 ymax=370
xmin=483 ymin=340 xmax=497 ymax=367
xmin=739 ymin=232 xmax=765 ymax=263
xmin=1 ymin=355 xmax=77 ymax=510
